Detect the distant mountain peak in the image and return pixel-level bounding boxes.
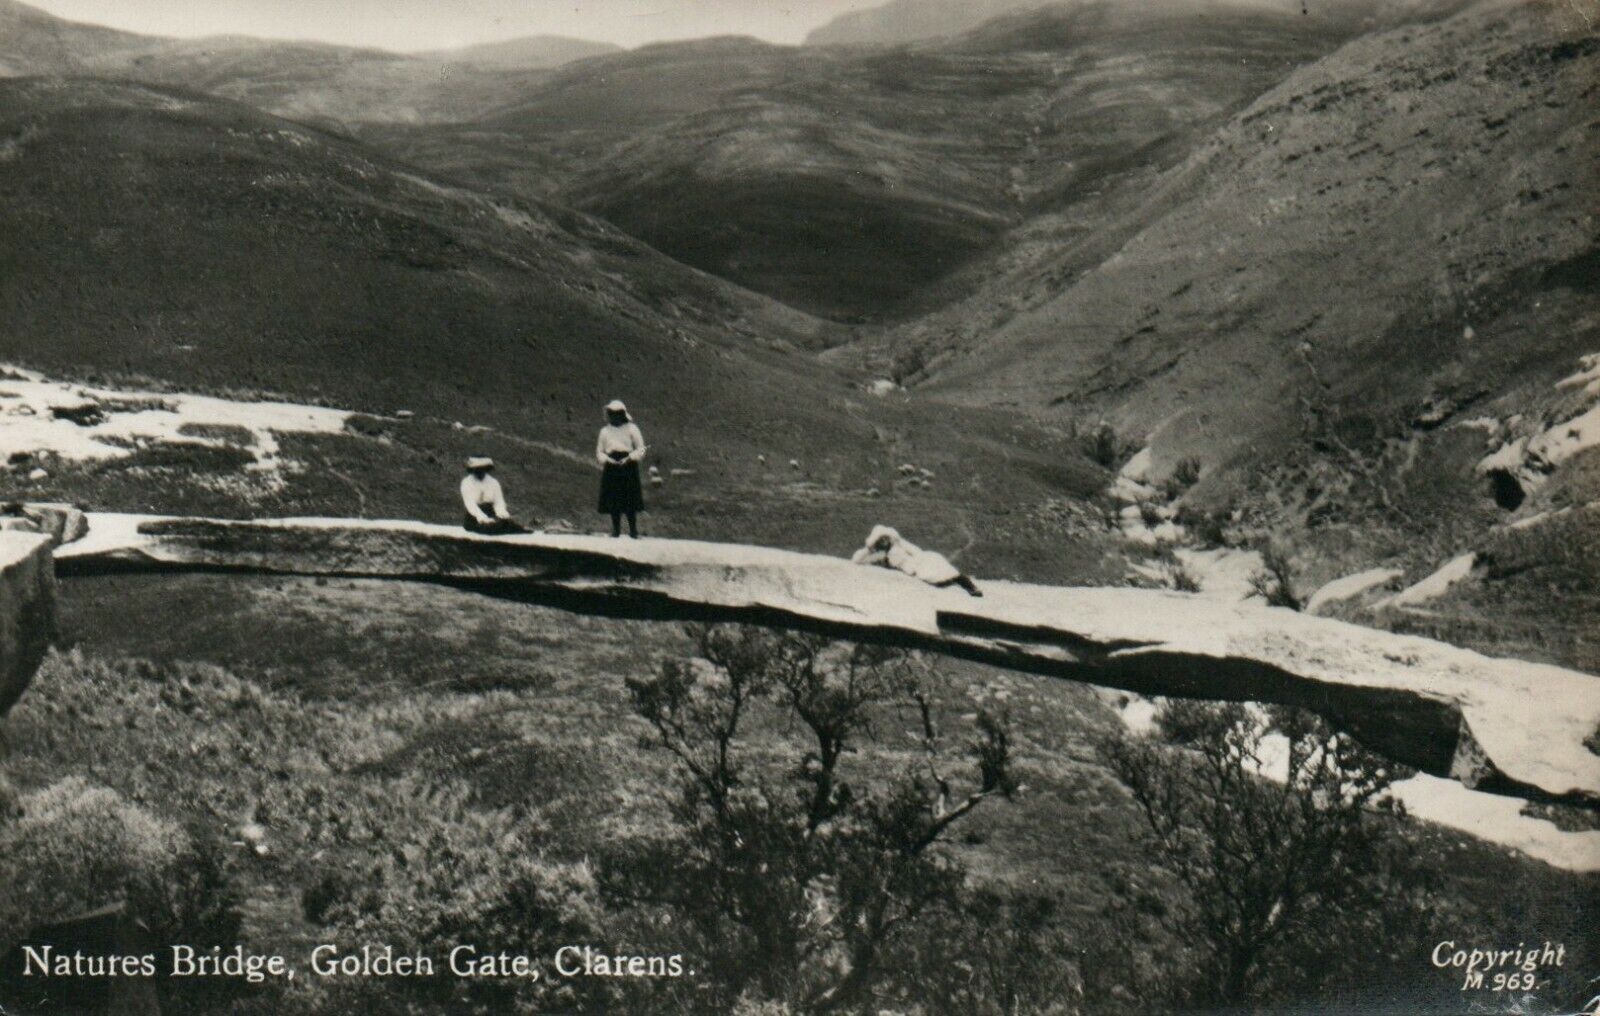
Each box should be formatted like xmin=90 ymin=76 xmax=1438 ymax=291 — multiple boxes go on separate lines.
xmin=806 ymin=0 xmax=1033 ymax=46
xmin=415 ymin=34 xmax=623 ymax=69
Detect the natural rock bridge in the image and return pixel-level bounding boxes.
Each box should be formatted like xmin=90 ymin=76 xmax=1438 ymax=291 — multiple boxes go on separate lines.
xmin=7 ymin=512 xmax=1590 ymax=819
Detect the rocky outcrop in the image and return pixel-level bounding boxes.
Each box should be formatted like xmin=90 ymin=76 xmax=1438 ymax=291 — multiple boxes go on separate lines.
xmin=1375 ymin=553 xmax=1479 ymax=611
xmin=2 ymin=502 xmax=88 ymax=547
xmin=55 ymin=513 xmax=1600 ymax=809
xmin=0 ymin=531 xmax=55 ymax=715
xmin=1305 ymin=567 xmax=1405 ymax=615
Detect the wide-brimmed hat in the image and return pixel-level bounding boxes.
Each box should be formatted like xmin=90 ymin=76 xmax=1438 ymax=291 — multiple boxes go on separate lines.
xmin=465 ymin=456 xmax=495 ymax=471
xmin=604 ymin=399 xmax=630 ymax=419
xmin=865 ymin=525 xmax=902 ymax=549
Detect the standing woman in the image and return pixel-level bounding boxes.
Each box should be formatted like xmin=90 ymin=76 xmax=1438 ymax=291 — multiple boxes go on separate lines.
xmin=596 ymin=399 xmax=646 ymax=538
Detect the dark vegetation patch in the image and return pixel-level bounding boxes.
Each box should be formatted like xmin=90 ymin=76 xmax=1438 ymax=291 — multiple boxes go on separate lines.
xmin=177 ymin=422 xmax=256 ymax=445
xmin=14 ymin=443 xmax=264 ymax=518
xmin=582 ymin=173 xmax=1005 ymax=322
xmin=49 ymin=402 xmax=105 ymax=426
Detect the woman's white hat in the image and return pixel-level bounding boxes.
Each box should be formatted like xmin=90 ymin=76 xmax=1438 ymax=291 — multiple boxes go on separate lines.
xmin=465 ymin=456 xmax=495 ymax=471
xmin=865 ymin=525 xmax=901 ymax=548
xmin=605 ymin=399 xmax=628 ymax=413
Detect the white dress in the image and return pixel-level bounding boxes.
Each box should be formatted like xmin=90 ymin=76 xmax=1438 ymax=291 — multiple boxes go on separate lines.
xmin=851 ymin=525 xmax=962 ymax=585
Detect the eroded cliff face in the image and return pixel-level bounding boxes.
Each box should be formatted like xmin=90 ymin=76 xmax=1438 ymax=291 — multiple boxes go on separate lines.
xmin=55 ymin=513 xmax=1600 ymax=810
xmin=0 ymin=531 xmax=55 ymax=715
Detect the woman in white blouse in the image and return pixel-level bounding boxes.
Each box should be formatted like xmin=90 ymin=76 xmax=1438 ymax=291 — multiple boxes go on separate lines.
xmin=595 ymin=399 xmax=646 ymax=538
xmin=460 ymin=457 xmax=526 ymax=535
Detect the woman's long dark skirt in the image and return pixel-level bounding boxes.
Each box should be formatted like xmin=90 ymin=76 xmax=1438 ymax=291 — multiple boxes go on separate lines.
xmin=598 ymin=461 xmax=645 ymax=515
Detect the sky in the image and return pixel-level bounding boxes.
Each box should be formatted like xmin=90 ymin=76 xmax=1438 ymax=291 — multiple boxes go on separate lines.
xmin=24 ymin=0 xmax=888 ymax=50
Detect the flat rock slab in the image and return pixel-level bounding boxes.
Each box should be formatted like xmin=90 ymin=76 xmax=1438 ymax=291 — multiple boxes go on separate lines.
xmin=56 ymin=514 xmax=1600 ymax=808
xmin=0 ymin=531 xmax=56 ymax=716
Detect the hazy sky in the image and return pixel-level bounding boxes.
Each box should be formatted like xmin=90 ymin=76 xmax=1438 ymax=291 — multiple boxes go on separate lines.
xmin=26 ymin=0 xmax=888 ymax=50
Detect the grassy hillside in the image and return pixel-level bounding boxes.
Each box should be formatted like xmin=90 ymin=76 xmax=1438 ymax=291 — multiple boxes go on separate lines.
xmin=0 ymin=77 xmax=1124 ymax=580
xmin=3 ymin=0 xmax=1480 ymax=325
xmin=366 ymin=3 xmax=1378 ymax=323
xmin=805 ymin=0 xmax=1041 ymax=46
xmin=907 ymin=1 xmax=1593 ymax=472
xmin=870 ymin=0 xmax=1600 ymax=670
xmin=0 ymin=0 xmax=154 ymax=74
xmin=918 ymin=0 xmax=1596 ymax=457
xmin=101 ymin=38 xmax=558 ymax=125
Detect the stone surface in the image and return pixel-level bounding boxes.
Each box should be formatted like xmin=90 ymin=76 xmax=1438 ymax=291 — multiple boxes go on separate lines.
xmin=15 ymin=503 xmax=89 ymax=547
xmin=1305 ymin=567 xmax=1405 ymax=614
xmin=57 ymin=514 xmax=1600 ymax=808
xmin=0 ymin=531 xmax=55 ymax=716
xmin=1376 ymin=553 xmax=1479 ymax=611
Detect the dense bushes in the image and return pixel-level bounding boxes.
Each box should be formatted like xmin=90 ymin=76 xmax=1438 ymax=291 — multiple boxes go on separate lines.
xmin=0 ymin=775 xmax=241 ymax=1016
xmin=8 ymin=629 xmax=1591 ymax=1014
xmin=1097 ymin=701 xmax=1416 ymax=1008
xmin=881 ymin=889 xmax=1084 ymax=1015
xmin=1079 ymin=422 xmax=1137 ymax=470
xmin=0 ymin=777 xmax=240 ymax=958
xmin=601 ymin=624 xmax=1026 ymax=1013
xmin=303 ymin=779 xmax=613 ymax=1014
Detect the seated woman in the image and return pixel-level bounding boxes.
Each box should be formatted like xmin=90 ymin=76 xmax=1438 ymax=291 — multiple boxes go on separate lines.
xmin=851 ymin=525 xmax=982 ymax=596
xmin=460 ymin=457 xmax=527 ymax=535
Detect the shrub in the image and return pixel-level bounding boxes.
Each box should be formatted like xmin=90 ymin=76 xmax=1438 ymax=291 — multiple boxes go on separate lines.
xmin=1169 ymin=565 xmax=1202 ymax=594
xmin=1096 ymin=702 xmax=1406 ymax=1007
xmin=603 ymin=625 xmax=1018 ymax=1012
xmin=300 ymin=869 xmax=352 ymax=926
xmin=1148 ymin=546 xmax=1202 ymax=593
xmin=138 ymin=832 xmax=241 ymax=960
xmin=1081 ymin=423 xmax=1134 ymax=470
xmin=884 ymin=888 xmax=1084 ymax=1015
xmin=0 ymin=777 xmax=239 ymax=955
xmin=890 ymin=342 xmax=932 ymax=385
xmin=1247 ymin=542 xmax=1302 ymax=610
xmin=1164 ymin=457 xmax=1203 ymax=499
xmin=1177 ymin=502 xmax=1232 ymax=548
xmin=1170 ymin=457 xmax=1203 ymax=489
xmin=313 ymin=778 xmax=612 ymax=1014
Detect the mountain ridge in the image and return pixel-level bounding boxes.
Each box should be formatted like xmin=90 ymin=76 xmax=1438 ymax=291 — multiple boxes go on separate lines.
xmin=805 ymin=0 xmax=1472 ymax=46
xmin=412 ymin=34 xmax=622 ymax=69
xmin=0 ymin=0 xmax=613 ymax=122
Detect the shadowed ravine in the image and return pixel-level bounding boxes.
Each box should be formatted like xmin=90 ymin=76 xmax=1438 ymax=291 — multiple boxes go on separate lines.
xmin=23 ymin=513 xmax=1599 ymax=817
